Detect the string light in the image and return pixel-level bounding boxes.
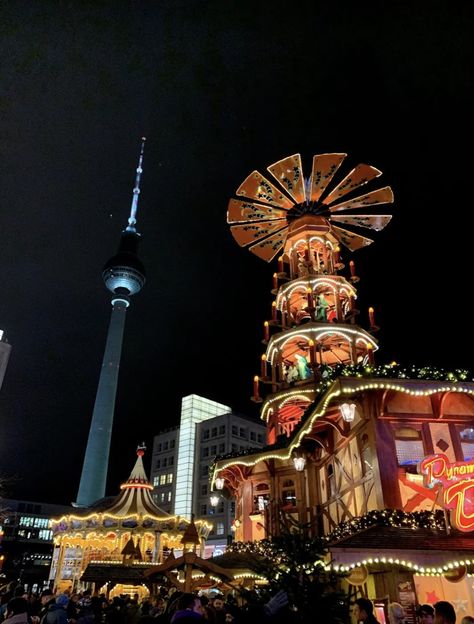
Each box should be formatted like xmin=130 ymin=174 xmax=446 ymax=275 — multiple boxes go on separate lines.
xmin=210 ymin=362 xmax=474 ymax=486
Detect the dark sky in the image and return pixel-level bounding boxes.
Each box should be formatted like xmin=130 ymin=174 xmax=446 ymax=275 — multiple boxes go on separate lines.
xmin=0 ymin=1 xmax=473 ymax=505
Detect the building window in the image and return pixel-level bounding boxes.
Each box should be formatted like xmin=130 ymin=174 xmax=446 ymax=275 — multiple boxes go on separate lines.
xmin=201 ymin=465 xmax=209 ymax=477
xmin=231 ymin=444 xmax=238 ymax=452
xmin=153 ymin=476 xmax=160 ymax=486
xmin=157 ymin=443 xmax=162 ymax=452
xmin=167 ymin=491 xmax=172 ymax=502
xmin=394 ymin=427 xmax=424 ymax=467
xmin=230 ymin=501 xmax=235 ymax=515
xmin=170 ymin=440 xmax=175 ymax=449
xmin=201 ymin=484 xmax=208 ymax=496
xmin=257 ymin=433 xmax=264 ymax=444
xmin=219 ymin=425 xmax=225 ymax=435
xmin=232 ymin=425 xmax=238 ymax=436
xmin=155 ymin=459 xmax=161 ymax=469
xmin=327 ymin=464 xmax=336 ymax=497
xmin=39 ymin=529 xmax=53 ymax=540
xmin=203 ymin=429 xmax=210 ymax=440
xmin=160 ymin=475 xmax=167 ymax=485
xmin=163 ymin=457 xmax=167 ymax=467
xmin=160 ymin=492 xmax=166 ymax=502
xmin=166 ymin=473 xmax=173 ymax=484
xmin=211 ymin=427 xmax=217 ymax=437
xmin=201 ymin=504 xmax=207 ymax=515
xmin=360 ymin=434 xmax=373 ymax=476
xmin=281 ymin=479 xmax=296 ymax=507
xmin=169 ymin=456 xmax=174 ymax=466
xmin=239 ymin=428 xmax=246 ymax=439
xmin=211 ymin=445 xmax=217 ymax=456
xmin=164 ymin=441 xmax=169 ymax=451
xmin=253 ymin=494 xmax=269 ymax=512
xmin=216 ymin=522 xmax=225 ymax=535
xmin=218 ymin=443 xmax=225 ymax=453
xmin=203 ymin=447 xmax=209 ymax=458
xmin=459 ymin=426 xmax=474 ymax=460
xmin=217 ymin=501 xmax=224 ymax=513
xmin=250 ymin=431 xmax=256 ymax=442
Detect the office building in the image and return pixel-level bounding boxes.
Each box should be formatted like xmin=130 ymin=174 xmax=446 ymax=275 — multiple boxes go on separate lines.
xmin=151 ymin=395 xmax=266 ymax=556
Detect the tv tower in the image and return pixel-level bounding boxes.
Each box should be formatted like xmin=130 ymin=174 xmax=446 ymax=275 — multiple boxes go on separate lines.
xmin=76 ymin=138 xmax=147 ymax=507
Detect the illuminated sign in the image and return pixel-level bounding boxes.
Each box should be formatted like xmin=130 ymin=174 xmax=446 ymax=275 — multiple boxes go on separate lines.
xmin=420 ymin=454 xmax=474 ymax=532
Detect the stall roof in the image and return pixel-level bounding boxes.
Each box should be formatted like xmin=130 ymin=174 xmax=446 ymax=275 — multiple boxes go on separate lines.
xmin=329 ymin=525 xmax=474 ymax=551
xmin=81 ymin=562 xmax=157 ymax=583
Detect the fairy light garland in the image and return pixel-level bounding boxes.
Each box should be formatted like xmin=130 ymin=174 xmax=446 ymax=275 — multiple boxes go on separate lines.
xmin=227 ymin=508 xmax=471 ymax=579
xmin=211 ymin=362 xmax=474 ymax=487
xmin=325 ymin=508 xmax=446 ymax=542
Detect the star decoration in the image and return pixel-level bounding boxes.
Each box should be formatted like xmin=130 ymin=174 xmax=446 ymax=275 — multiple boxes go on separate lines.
xmin=452 ymin=598 xmax=468 ymax=613
xmin=426 ymin=590 xmax=441 ymax=604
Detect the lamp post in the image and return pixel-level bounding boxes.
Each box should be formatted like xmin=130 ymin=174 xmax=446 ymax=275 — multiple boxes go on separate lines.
xmin=340 ymin=402 xmax=356 ymax=423
xmin=293 ymin=451 xmax=307 ymax=472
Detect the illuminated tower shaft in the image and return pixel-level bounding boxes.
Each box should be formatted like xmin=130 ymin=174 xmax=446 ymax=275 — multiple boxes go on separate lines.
xmin=76 ymin=139 xmax=147 ymax=507
xmin=76 ymin=299 xmax=128 ymax=505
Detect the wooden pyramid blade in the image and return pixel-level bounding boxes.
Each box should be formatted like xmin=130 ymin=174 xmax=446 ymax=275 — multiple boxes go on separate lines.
xmin=249 ymin=227 xmax=289 ymax=262
xmin=227 ymin=198 xmax=288 ymax=224
xmin=310 ymin=153 xmax=347 ymax=201
xmin=236 ymin=171 xmax=294 ymax=209
xmin=329 ymin=186 xmax=394 ymax=212
xmin=267 ymin=153 xmax=306 ymax=204
xmin=230 ymin=220 xmax=287 ymax=247
xmin=323 ymin=164 xmax=382 ymax=205
xmin=331 ymin=225 xmax=374 ymax=251
xmin=330 ymin=215 xmax=392 ymax=232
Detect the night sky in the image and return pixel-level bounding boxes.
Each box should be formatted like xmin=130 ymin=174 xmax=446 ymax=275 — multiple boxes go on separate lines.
xmin=0 ymin=2 xmax=473 ymax=505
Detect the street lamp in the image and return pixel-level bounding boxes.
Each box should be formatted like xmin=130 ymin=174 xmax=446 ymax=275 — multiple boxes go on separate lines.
xmin=340 ymin=402 xmax=356 ymax=423
xmin=210 ymin=494 xmax=220 ymax=507
xmin=292 ymin=449 xmax=306 ymax=472
xmin=215 ymin=476 xmax=225 ymax=490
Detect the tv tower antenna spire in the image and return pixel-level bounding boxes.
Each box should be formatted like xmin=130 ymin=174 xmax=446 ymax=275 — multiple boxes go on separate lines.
xmin=126 ymin=137 xmax=146 ymax=232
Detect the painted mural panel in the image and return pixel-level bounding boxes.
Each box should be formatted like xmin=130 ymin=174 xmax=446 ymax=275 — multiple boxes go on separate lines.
xmin=429 ymin=422 xmax=456 ymax=462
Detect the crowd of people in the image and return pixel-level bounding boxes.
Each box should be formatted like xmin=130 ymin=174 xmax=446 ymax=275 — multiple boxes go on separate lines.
xmin=0 ymin=584 xmax=289 ymax=624
xmin=3 ymin=584 xmax=474 ymax=624
xmin=354 ymin=596 xmax=474 ymax=624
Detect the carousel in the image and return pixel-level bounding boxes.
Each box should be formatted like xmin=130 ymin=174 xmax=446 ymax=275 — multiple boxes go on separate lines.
xmin=48 ymin=446 xmax=211 ymax=597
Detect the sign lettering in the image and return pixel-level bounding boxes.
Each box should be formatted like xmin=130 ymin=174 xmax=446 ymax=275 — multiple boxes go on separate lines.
xmin=420 ymin=454 xmax=474 ymax=532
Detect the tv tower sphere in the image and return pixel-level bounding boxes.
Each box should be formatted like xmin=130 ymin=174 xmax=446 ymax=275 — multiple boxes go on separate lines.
xmin=102 ymin=231 xmax=146 ymax=297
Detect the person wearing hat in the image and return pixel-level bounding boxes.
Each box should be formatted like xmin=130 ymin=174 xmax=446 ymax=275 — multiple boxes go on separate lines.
xmin=41 ymin=594 xmax=69 ymax=624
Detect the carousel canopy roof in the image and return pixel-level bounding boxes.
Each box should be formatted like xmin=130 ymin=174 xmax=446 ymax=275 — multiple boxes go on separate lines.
xmin=104 ymin=446 xmax=170 ymax=518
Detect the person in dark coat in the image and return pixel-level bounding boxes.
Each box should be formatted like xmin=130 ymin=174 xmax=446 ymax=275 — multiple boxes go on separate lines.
xmin=353 ymin=598 xmax=380 ymax=624
xmin=170 ymin=594 xmax=202 ymax=623
xmin=3 ymin=598 xmax=30 ymax=624
xmin=42 ymin=595 xmax=69 ymax=624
